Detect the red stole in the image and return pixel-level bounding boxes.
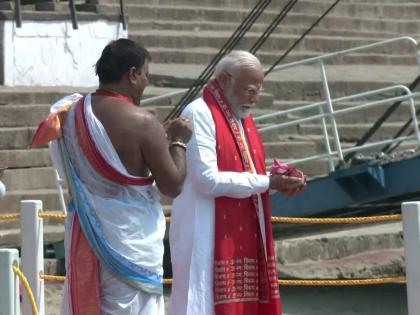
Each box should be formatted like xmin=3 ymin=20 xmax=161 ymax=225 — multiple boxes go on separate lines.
xmin=204 ymin=80 xmax=282 ymax=315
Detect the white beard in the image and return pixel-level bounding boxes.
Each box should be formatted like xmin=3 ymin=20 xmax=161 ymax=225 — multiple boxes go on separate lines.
xmin=234 ymin=104 xmax=253 ymax=119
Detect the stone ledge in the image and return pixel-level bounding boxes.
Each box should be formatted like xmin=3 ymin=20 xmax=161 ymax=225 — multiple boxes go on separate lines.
xmin=0 ymin=9 xmax=122 ymax=22
xmin=278 ymin=248 xmax=405 ymax=279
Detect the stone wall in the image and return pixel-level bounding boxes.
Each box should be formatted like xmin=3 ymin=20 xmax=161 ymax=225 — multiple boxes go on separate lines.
xmin=0 ymin=5 xmax=126 ymax=86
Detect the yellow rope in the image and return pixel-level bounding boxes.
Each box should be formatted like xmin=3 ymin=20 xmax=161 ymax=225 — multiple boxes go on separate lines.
xmin=278 ymin=277 xmax=405 ymax=286
xmin=165 ymin=214 xmax=401 ymax=224
xmin=40 ymin=274 xmax=405 ymax=287
xmin=38 ymin=211 xmax=67 ymax=220
xmin=0 ymin=213 xmax=21 ymax=222
xmin=40 ymin=273 xmax=66 ymax=282
xmin=271 ymin=214 xmax=402 ymax=224
xmin=12 ymin=265 xmax=39 ymax=315
xmin=163 ymin=277 xmax=405 ymax=286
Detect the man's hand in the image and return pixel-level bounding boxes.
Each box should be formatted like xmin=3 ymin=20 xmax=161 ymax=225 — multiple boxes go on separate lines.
xmin=269 ymin=174 xmax=306 ymax=196
xmin=164 ymin=117 xmax=192 ymax=144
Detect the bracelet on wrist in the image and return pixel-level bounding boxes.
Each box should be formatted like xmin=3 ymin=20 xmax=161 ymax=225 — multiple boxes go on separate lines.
xmin=169 ymin=141 xmax=187 ymax=150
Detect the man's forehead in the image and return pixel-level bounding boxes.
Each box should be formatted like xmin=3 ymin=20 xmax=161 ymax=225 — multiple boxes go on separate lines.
xmin=233 ymin=67 xmax=264 ymax=85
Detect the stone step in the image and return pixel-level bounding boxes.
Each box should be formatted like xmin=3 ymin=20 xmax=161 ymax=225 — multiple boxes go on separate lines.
xmin=117 ymin=3 xmax=420 ymax=31
xmin=0 ymin=104 xmax=50 ymax=127
xmin=0 ymin=102 xmax=175 ymax=126
xmin=0 ymin=149 xmax=51 ymax=168
xmin=128 ymin=20 xmax=404 ymax=40
xmin=0 ymin=87 xmax=90 ymax=106
xmin=276 ymin=221 xmax=403 ymax=265
xmin=0 ymin=126 xmax=35 ymax=150
xmin=278 ymin=248 xmax=404 ymax=279
xmin=1 ymin=166 xmax=57 ymax=191
xmin=302 ymin=122 xmax=413 ymax=142
xmin=269 ymin=121 xmax=411 ymax=142
xmin=264 ymin=141 xmax=318 ymax=159
xmin=0 ymin=188 xmax=66 ymax=214
xmin=130 ymin=31 xmax=416 ymax=55
xmin=0 ymin=86 xmax=182 ymax=106
xmin=2 ymin=125 xmax=37 ymax=149
xmin=0 ymin=225 xmax=65 ymax=247
xmin=264 ymin=100 xmax=418 ymax=124
xmin=115 ymin=1 xmax=420 ymax=21
xmin=105 ymin=0 xmax=416 ymax=7
xmin=145 ymin=47 xmax=416 ymax=66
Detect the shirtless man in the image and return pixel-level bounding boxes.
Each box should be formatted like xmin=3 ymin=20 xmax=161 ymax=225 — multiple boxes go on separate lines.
xmin=33 ymin=38 xmax=191 ymax=315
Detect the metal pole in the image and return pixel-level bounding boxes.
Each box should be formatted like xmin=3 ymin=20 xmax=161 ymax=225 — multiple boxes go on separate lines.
xmin=54 ymin=169 xmax=67 ymax=215
xmin=119 ymin=0 xmax=127 ymax=31
xmin=20 ymin=200 xmax=45 ymax=315
xmin=318 ymin=105 xmax=335 ymax=172
xmin=14 ymin=0 xmax=22 ymax=28
xmin=0 ymin=249 xmax=20 ymax=315
xmin=68 ymin=0 xmax=78 ymax=30
xmin=319 ymin=61 xmax=344 ymax=163
xmin=402 ymin=201 xmax=420 ymax=315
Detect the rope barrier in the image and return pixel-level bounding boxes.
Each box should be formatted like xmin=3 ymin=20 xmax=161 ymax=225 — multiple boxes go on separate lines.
xmin=12 ymin=265 xmax=39 ymax=315
xmin=165 ymin=214 xmax=402 ymax=224
xmin=2 ymin=211 xmax=400 ymax=225
xmin=40 ymin=273 xmax=66 ymax=282
xmin=41 ymin=274 xmax=405 ymax=286
xmin=278 ymin=277 xmax=406 ymax=286
xmin=271 ymin=214 xmax=402 ymax=224
xmin=0 ymin=213 xmax=21 ymax=222
xmin=0 ymin=210 xmax=67 ymax=222
xmin=38 ymin=211 xmax=67 ymax=220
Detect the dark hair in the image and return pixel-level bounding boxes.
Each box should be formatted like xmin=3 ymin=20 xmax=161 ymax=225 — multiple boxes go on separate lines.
xmin=95 ymin=38 xmax=151 ymax=84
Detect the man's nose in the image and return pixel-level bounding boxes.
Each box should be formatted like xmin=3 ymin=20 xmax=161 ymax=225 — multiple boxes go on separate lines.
xmin=249 ymin=93 xmax=259 ymax=104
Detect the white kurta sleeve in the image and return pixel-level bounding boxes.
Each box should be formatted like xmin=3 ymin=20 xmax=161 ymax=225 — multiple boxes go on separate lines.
xmin=183 ymin=99 xmax=269 ymax=199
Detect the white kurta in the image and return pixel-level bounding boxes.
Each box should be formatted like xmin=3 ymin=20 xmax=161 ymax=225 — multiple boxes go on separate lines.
xmin=168 ymin=98 xmax=270 ymax=315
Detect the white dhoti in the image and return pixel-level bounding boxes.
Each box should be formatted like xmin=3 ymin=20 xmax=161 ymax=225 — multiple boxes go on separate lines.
xmin=45 ymin=94 xmax=165 ymax=315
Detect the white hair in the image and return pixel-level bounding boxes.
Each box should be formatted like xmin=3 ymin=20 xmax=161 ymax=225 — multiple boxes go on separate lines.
xmin=214 ymin=50 xmax=262 ymax=78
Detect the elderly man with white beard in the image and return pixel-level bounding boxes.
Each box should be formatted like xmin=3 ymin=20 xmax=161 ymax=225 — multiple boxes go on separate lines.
xmin=168 ymin=50 xmax=306 ymax=315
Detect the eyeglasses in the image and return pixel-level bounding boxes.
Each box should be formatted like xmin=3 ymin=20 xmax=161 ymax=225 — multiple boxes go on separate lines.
xmin=226 ymin=72 xmax=264 ymax=96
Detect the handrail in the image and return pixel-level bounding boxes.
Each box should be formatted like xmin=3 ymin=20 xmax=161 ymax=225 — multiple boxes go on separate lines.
xmin=268 ymin=36 xmax=420 ymax=74
xmin=255 ymin=85 xmax=417 ymax=122
xmin=141 ymin=89 xmax=189 ymax=106
xmin=257 ymin=87 xmax=420 ymax=171
xmin=258 ymin=36 xmax=420 ymax=171
xmin=119 ymin=0 xmax=127 ymax=31
xmin=259 ymin=92 xmax=420 ymax=132
xmin=68 ymin=0 xmax=78 ymax=30
xmin=14 ymin=0 xmax=21 ymax=28
xmin=344 ymin=75 xmax=420 ymax=161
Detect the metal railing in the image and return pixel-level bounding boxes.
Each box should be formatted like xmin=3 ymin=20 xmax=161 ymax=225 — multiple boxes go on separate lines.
xmin=256 ymin=85 xmax=420 ymax=172
xmin=268 ymin=36 xmax=420 ymax=74
xmin=258 ymin=36 xmax=420 ymax=171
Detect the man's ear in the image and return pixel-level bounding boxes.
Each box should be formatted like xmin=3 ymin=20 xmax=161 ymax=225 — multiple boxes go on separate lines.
xmin=217 ymin=71 xmax=231 ymax=90
xmin=128 ymin=66 xmax=137 ymax=84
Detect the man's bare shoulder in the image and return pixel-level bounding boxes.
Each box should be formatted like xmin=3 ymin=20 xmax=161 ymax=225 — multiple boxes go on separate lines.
xmin=115 ymin=105 xmax=165 ymax=142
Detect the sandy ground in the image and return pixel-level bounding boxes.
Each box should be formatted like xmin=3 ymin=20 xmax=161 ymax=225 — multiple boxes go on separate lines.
xmin=45 ymin=283 xmax=64 ymax=315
